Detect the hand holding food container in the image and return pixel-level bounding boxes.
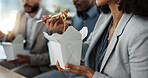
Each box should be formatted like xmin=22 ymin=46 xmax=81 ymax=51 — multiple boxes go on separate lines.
xmin=1 ymin=35 xmax=24 ymax=60
xmin=41 ymin=9 xmax=88 ymax=69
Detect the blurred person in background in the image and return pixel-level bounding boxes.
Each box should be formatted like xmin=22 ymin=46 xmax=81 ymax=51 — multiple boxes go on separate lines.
xmin=33 ymin=0 xmax=100 ymax=78
xmin=71 ymin=0 xmax=100 ymax=41
xmin=0 ymin=0 xmax=61 ymax=77
xmin=42 ymin=0 xmax=100 ymax=41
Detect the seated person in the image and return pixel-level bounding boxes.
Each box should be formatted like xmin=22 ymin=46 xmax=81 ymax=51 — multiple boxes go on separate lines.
xmin=34 ymin=0 xmax=148 ymax=78
xmin=71 ymin=0 xmax=100 ymax=41
xmin=0 ymin=0 xmax=61 ymax=77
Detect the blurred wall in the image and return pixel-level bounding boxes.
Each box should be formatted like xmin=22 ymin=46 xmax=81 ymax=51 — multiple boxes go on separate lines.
xmin=42 ymin=0 xmax=76 ymax=13
xmin=0 ymin=0 xmax=75 ymax=34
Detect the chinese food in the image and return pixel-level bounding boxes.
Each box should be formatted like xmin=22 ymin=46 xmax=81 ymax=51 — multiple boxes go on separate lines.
xmin=37 ymin=9 xmax=68 ymax=32
xmin=61 ymin=9 xmax=68 ymax=32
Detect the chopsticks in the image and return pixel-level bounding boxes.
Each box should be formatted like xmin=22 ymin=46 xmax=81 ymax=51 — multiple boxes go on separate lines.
xmin=37 ymin=9 xmax=68 ymax=33
xmin=37 ymin=13 xmax=62 ymax=23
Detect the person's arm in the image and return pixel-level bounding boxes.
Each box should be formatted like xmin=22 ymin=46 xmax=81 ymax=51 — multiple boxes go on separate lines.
xmin=9 ymin=51 xmax=50 ymax=65
xmin=127 ymin=26 xmax=148 ymax=78
xmin=56 ymin=24 xmax=148 ymax=78
xmin=56 ymin=60 xmax=111 ymax=78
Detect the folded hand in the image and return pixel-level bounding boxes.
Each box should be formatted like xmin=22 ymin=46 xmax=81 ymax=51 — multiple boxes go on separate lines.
xmin=8 ymin=54 xmax=30 ymax=65
xmin=56 ymin=61 xmax=95 ymax=78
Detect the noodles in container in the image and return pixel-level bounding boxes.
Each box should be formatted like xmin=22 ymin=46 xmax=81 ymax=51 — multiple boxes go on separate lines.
xmin=37 ymin=9 xmax=68 ymax=32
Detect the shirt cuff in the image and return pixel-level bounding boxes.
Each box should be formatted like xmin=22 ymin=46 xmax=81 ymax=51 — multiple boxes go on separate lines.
xmin=30 ymin=55 xmax=37 ymax=65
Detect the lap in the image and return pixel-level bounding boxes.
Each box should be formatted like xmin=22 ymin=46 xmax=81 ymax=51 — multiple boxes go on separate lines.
xmin=12 ymin=64 xmax=41 ymax=77
xmin=0 ymin=60 xmax=18 ymax=69
xmin=33 ymin=69 xmax=86 ymax=78
xmin=0 ymin=60 xmax=52 ymax=77
xmin=33 ymin=70 xmax=67 ymax=78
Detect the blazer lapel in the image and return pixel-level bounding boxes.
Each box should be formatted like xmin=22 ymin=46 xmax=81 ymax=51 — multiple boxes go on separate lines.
xmin=85 ymin=13 xmax=112 ymax=66
xmin=20 ymin=15 xmax=27 ymax=38
xmin=30 ymin=21 xmax=44 ymax=48
xmin=30 ymin=8 xmax=47 ymax=48
xmin=100 ymin=13 xmax=133 ymax=72
xmin=14 ymin=12 xmax=27 ymax=38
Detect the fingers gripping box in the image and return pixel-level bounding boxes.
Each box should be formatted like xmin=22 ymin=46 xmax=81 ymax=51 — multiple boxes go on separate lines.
xmin=44 ymin=26 xmax=88 ymax=69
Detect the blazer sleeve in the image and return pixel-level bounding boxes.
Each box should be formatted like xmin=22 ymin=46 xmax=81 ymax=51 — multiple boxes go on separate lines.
xmin=128 ymin=25 xmax=148 ymax=78
xmin=30 ymin=52 xmax=50 ymax=65
xmin=12 ymin=10 xmax=24 ymax=36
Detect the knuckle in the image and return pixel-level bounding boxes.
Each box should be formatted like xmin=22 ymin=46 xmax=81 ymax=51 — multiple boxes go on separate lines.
xmin=59 ymin=69 xmax=62 ymax=72
xmin=76 ymin=66 xmax=81 ymax=70
xmin=59 ymin=69 xmax=63 ymax=72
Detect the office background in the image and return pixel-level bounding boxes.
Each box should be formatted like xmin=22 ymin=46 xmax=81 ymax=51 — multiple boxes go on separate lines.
xmin=0 ymin=0 xmax=76 ymax=34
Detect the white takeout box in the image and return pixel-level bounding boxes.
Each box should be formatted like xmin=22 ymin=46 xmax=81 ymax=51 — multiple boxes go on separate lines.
xmin=1 ymin=35 xmax=24 ymax=60
xmin=44 ymin=26 xmax=88 ymax=69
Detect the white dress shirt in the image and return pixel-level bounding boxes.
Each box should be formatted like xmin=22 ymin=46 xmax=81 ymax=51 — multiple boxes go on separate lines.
xmin=26 ymin=8 xmax=43 ymax=49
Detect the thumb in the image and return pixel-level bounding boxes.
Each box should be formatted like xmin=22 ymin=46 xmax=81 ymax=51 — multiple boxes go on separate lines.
xmin=65 ymin=63 xmax=78 ymax=70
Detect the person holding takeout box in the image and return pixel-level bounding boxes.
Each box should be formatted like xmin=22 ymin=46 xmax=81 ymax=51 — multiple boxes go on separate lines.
xmin=0 ymin=0 xmax=61 ymax=77
xmin=35 ymin=0 xmax=148 ymax=78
